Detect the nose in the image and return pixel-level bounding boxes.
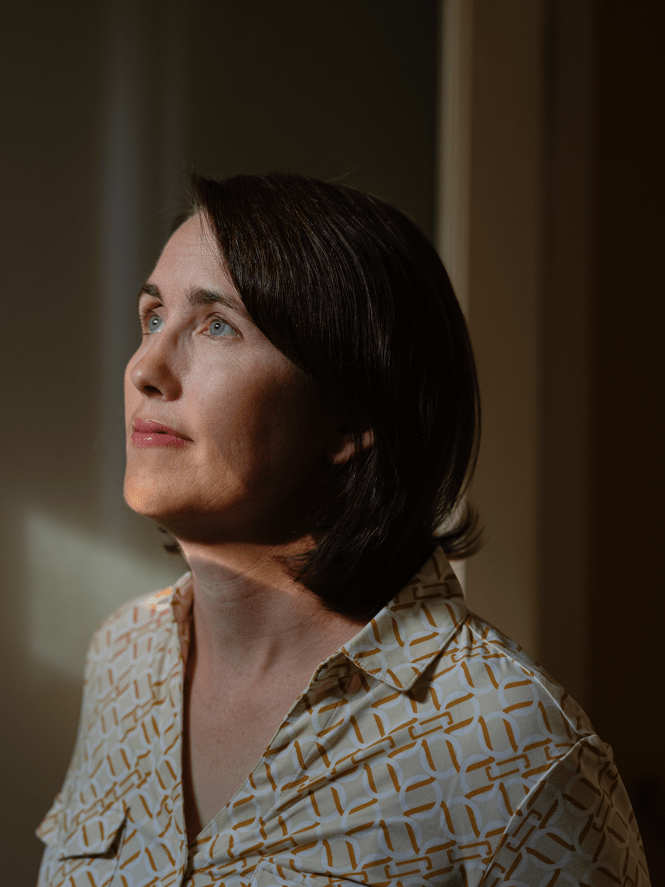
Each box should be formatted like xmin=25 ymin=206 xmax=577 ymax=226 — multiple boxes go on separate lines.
xmin=128 ymin=333 xmax=183 ymax=400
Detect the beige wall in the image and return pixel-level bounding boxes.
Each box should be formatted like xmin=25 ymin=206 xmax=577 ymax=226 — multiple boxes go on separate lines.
xmin=440 ymin=0 xmax=595 ymax=702
xmin=439 ymin=3 xmax=664 ymax=874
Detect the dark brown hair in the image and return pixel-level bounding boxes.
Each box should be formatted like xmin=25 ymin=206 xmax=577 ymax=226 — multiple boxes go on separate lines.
xmin=186 ymin=172 xmax=480 ymax=620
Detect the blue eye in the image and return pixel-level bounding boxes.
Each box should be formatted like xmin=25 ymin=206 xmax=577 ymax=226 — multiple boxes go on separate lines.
xmin=209 ymin=319 xmax=236 ymax=337
xmin=147 ymin=314 xmax=164 ymax=333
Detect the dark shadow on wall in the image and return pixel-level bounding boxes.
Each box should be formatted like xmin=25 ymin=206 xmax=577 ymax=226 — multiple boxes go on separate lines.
xmin=629 ymin=775 xmax=665 ymax=884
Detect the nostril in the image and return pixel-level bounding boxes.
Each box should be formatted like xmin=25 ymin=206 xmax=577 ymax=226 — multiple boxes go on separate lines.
xmin=127 ymin=339 xmax=181 ymax=401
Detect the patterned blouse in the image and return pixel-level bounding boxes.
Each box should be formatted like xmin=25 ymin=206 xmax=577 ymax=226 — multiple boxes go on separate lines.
xmin=37 ymin=548 xmax=649 ymax=886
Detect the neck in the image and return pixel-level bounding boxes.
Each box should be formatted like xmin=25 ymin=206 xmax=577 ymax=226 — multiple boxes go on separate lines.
xmin=177 ymin=539 xmax=365 ymax=685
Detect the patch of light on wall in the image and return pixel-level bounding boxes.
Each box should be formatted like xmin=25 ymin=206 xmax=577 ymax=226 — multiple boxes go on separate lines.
xmin=25 ymin=508 xmax=181 ymax=680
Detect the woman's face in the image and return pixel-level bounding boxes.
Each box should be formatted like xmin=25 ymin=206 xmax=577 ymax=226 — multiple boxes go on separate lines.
xmin=124 ymin=214 xmax=337 ymax=546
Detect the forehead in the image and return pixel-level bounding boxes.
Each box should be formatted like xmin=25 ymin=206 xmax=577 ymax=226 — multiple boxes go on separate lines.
xmin=152 ymin=214 xmax=228 ymax=289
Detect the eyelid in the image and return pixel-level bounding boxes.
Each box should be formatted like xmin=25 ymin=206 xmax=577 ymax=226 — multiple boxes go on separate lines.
xmin=138 ymin=297 xmax=163 ymax=318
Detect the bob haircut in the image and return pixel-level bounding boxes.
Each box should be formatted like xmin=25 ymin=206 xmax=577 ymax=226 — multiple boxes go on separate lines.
xmin=184 ymin=172 xmax=480 ymax=620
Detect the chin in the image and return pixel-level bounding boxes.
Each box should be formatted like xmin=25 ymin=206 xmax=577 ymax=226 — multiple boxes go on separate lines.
xmin=124 ymin=477 xmax=225 ymax=544
xmin=124 ymin=476 xmax=174 ymax=522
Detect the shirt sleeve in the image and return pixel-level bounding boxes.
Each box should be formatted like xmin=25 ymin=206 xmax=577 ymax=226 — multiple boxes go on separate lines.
xmin=479 ymin=734 xmax=651 ymax=886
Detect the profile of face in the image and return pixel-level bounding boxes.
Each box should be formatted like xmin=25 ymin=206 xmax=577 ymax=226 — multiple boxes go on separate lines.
xmin=124 ymin=215 xmax=344 ymax=548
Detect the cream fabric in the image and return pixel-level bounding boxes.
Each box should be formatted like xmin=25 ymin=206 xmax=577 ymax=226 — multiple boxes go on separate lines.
xmin=37 ymin=548 xmax=650 ymax=886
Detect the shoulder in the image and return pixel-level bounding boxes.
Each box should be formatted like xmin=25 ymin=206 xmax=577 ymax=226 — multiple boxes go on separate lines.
xmin=422 ymin=607 xmax=595 ymax=792
xmin=87 ymin=585 xmax=176 ymax=663
xmin=86 ymin=572 xmax=190 ymax=668
xmin=440 ymin=617 xmax=650 ymax=881
xmin=397 ymin=596 xmax=600 ymax=836
xmin=78 ymin=573 xmax=191 ymax=726
xmin=413 ymin=610 xmax=650 ymax=880
xmin=452 ymin=610 xmax=593 ymax=738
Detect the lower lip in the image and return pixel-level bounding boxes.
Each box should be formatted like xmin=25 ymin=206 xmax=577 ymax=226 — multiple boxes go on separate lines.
xmin=131 ymin=432 xmax=188 ymax=449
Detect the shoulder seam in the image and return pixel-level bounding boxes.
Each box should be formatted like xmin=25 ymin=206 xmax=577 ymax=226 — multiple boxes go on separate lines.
xmin=464 ymin=617 xmax=592 ymax=742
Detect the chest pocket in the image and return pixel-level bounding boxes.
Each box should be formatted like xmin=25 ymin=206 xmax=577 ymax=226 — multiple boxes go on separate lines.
xmin=251 ymin=860 xmax=358 ymax=887
xmin=38 ymin=798 xmax=126 ymax=885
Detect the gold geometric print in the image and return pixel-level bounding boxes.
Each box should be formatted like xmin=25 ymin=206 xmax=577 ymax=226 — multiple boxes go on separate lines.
xmin=36 ymin=548 xmax=650 ymax=886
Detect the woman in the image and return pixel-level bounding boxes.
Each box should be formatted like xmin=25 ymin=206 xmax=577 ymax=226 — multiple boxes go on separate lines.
xmin=37 ymin=174 xmax=649 ymax=886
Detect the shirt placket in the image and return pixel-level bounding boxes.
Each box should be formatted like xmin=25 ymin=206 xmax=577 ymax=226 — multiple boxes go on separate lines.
xmin=185 ymin=654 xmax=356 ymax=883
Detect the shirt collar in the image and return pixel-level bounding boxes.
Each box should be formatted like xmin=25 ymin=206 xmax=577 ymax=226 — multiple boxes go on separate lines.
xmin=340 ymin=547 xmax=468 ymax=692
xmin=170 ymin=571 xmax=194 ymax=663
xmin=167 ymin=547 xmax=467 ymax=692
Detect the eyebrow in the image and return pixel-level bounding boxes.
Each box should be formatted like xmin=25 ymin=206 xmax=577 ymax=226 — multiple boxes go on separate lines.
xmin=138 ymin=282 xmax=251 ymax=322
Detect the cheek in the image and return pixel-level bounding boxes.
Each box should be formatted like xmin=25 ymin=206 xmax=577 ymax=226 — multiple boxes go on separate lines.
xmin=205 ymin=384 xmax=288 ymax=463
xmin=204 ymin=371 xmax=328 ymax=475
xmin=249 ymin=382 xmax=331 ymax=473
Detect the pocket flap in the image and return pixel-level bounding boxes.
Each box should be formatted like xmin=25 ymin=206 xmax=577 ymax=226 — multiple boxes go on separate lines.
xmin=61 ymin=803 xmax=126 ymax=857
xmin=37 ymin=797 xmax=126 ymax=858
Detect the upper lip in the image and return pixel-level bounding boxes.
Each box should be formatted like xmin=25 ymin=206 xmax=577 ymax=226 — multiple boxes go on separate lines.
xmin=133 ymin=418 xmax=191 ymax=440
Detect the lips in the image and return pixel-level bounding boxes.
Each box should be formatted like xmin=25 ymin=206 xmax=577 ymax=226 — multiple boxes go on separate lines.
xmin=131 ymin=418 xmax=191 ymax=449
